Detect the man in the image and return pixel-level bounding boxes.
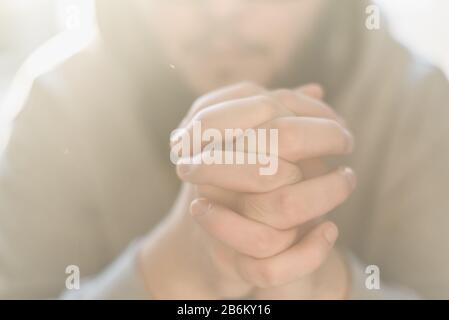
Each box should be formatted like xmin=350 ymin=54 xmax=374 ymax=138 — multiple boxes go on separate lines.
xmin=0 ymin=0 xmax=448 ymax=299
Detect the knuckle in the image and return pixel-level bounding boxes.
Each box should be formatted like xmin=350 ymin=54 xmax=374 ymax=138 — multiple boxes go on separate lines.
xmin=256 ymin=261 xmax=282 ymax=288
xmin=273 ymin=89 xmax=298 ymax=107
xmin=252 ymin=230 xmax=277 ymax=258
xmin=237 ymin=256 xmax=282 ymax=288
xmin=327 ymin=119 xmax=348 ymax=152
xmin=271 ymin=117 xmax=291 ymax=133
xmin=306 ymin=243 xmax=329 ymax=272
xmin=336 ymin=173 xmax=353 ymax=198
xmin=278 ymin=161 xmax=302 ymax=184
xmin=272 ymin=119 xmax=307 ymax=161
xmin=280 ymin=125 xmax=307 ymax=160
xmin=277 ymin=189 xmax=297 ymax=228
xmin=242 ymin=195 xmax=268 ymax=220
xmin=258 ymin=173 xmax=283 ymax=192
xmin=236 ymin=81 xmax=262 ymax=92
xmin=252 ymin=228 xmax=292 ymax=258
xmin=278 ymin=187 xmax=319 ymax=228
xmin=196 ymin=185 xmax=226 ymax=201
xmin=324 ymin=118 xmax=341 ymax=131
xmin=254 ymin=94 xmax=279 ymax=119
xmin=320 ymin=173 xmax=351 ymax=210
xmin=241 ymin=195 xmax=292 ymax=231
xmin=315 ymin=189 xmax=334 ymax=215
xmin=290 ymin=133 xmax=307 ymax=158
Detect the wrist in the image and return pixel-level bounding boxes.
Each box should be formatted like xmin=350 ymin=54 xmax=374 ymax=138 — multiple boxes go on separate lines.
xmin=311 ymin=248 xmax=350 ymax=299
xmin=138 ymin=211 xmax=221 ymax=299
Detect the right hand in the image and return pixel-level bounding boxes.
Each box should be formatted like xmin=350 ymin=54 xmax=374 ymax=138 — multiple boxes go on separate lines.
xmin=138 ymin=82 xmax=355 ymax=299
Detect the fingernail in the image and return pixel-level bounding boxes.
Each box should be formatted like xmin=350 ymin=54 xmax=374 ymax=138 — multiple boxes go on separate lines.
xmin=190 ymin=198 xmax=212 ymax=217
xmin=340 ymin=167 xmax=357 ymax=190
xmin=343 ymin=129 xmax=354 ymax=153
xmin=324 ymin=224 xmax=338 ymax=245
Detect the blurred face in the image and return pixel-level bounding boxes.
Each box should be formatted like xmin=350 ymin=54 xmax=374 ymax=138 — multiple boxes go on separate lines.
xmin=136 ymin=0 xmax=325 ymax=94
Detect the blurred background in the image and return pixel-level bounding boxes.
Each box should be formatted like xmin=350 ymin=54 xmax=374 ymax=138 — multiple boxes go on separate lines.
xmin=0 ymin=0 xmax=448 ymax=106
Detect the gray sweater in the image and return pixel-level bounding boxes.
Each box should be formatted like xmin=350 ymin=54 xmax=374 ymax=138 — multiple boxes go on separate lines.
xmin=1 ymin=1 xmax=448 ymax=299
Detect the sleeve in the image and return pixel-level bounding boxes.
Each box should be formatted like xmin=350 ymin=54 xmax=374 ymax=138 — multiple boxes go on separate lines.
xmin=354 ymin=68 xmax=449 ymax=299
xmin=0 ymin=77 xmax=150 ymax=299
xmin=60 ymin=240 xmax=150 ymax=299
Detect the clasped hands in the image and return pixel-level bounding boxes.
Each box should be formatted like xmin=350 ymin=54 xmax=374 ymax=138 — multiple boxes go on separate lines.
xmin=140 ymin=82 xmax=355 ymax=300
